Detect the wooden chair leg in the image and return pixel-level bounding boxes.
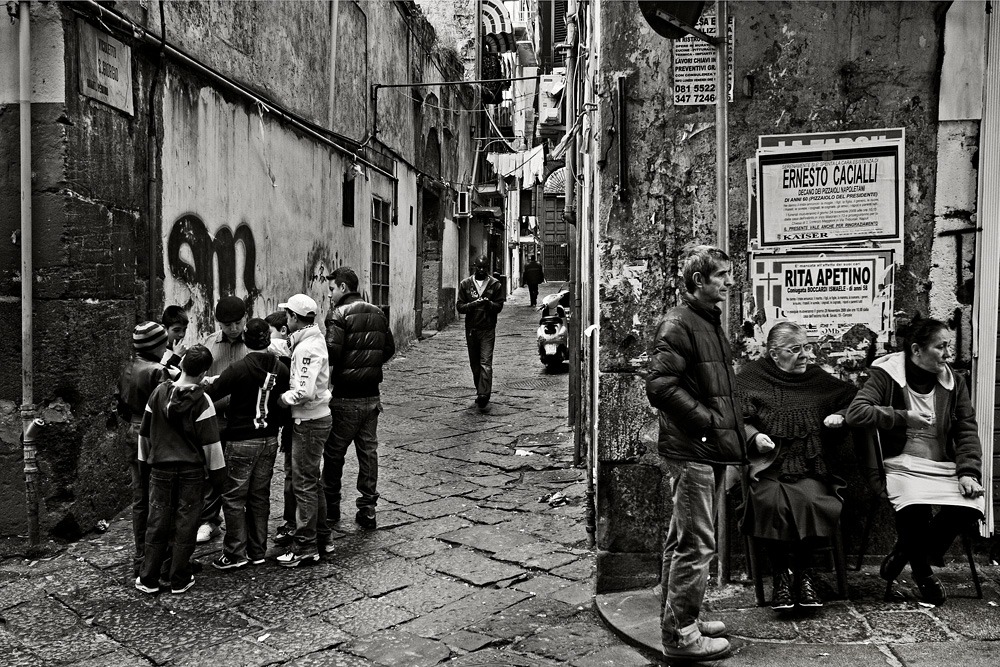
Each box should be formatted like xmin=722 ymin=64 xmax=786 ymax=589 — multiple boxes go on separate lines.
xmin=747 ymin=535 xmax=766 ymax=607
xmin=962 ymin=531 xmax=983 ymax=599
xmin=833 ymin=527 xmax=848 ymax=600
xmin=855 ymin=497 xmax=877 ymax=571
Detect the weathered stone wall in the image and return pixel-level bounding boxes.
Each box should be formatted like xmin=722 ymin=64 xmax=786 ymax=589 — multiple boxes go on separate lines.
xmin=595 ymin=1 xmax=961 ymax=592
xmin=0 ymin=0 xmax=472 ymax=538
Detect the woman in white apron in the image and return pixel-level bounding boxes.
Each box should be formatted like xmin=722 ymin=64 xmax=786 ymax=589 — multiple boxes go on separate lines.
xmin=847 ymin=317 xmax=986 ymax=606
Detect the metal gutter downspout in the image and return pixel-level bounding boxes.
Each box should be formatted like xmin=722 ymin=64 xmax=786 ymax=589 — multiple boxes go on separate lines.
xmin=17 ymin=0 xmax=39 ymax=546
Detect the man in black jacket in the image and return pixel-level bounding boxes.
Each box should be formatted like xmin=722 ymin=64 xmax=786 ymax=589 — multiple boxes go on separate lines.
xmin=457 ymin=256 xmax=506 ymax=408
xmin=324 ymin=267 xmax=396 ymax=530
xmin=521 ymin=255 xmax=545 ymax=306
xmin=645 ymin=244 xmax=745 ymax=662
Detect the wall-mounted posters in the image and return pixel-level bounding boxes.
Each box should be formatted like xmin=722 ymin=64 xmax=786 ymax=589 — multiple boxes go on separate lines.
xmin=750 ymin=128 xmax=905 ymax=255
xmin=752 ymin=249 xmax=896 ymax=342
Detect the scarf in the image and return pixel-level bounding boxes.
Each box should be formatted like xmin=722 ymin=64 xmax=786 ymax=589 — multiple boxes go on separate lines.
xmin=737 ymin=357 xmax=857 ymax=478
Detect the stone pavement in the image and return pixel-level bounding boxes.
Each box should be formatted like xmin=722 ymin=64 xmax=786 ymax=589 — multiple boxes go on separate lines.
xmin=3 ymin=284 xmax=1000 ymax=666
xmin=0 ymin=283 xmax=652 ymax=667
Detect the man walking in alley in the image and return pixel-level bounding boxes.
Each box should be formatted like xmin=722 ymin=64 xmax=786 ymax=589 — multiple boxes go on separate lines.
xmin=645 ymin=243 xmax=745 ymax=662
xmin=276 ymin=294 xmax=333 ymax=566
xmin=457 ymin=256 xmax=505 ymax=408
xmin=323 ymin=267 xmax=396 ymax=530
xmin=521 ymin=255 xmax=545 ymax=307
xmin=196 ymin=295 xmax=249 ymax=543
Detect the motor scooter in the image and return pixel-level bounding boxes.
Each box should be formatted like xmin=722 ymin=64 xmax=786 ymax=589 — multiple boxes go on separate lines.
xmin=537 ymin=289 xmax=570 ymax=369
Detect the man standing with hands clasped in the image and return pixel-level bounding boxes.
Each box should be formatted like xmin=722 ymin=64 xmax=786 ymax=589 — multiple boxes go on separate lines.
xmin=457 ymin=256 xmax=505 ymax=408
xmin=645 ymin=243 xmax=746 ymax=662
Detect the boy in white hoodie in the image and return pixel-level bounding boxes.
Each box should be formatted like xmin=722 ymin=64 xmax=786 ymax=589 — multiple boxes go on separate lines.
xmin=276 ymin=294 xmax=333 ymax=566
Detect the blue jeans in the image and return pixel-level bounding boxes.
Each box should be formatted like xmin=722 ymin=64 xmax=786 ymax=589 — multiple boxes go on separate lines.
xmin=282 ymin=445 xmax=296 ymax=527
xmin=324 ymin=397 xmax=382 ymax=516
xmin=124 ymin=423 xmax=147 ymax=576
xmin=140 ymin=463 xmax=204 ymax=589
xmin=660 ymin=460 xmax=724 ymax=647
xmin=290 ymin=414 xmax=333 ymax=555
xmin=465 ymin=328 xmax=496 ymax=397
xmin=221 ymin=437 xmax=278 ymax=561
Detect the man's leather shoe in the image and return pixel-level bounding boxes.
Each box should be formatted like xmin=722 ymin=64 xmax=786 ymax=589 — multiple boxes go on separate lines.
xmin=662 ymin=636 xmax=731 ymax=662
xmin=697 ymin=619 xmax=727 ymax=638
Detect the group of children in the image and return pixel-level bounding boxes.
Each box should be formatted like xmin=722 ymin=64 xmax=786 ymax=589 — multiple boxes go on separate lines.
xmin=116 ymin=297 xmax=313 ymax=594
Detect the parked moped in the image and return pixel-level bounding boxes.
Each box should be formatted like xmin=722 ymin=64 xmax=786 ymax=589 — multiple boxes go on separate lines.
xmin=537 ymin=289 xmax=570 ymax=369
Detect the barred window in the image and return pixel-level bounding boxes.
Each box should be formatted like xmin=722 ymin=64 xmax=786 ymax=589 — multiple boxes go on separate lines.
xmin=371 ymin=197 xmax=391 ymax=308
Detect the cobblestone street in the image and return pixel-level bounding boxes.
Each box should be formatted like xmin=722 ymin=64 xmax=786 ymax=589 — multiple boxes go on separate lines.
xmin=0 ymin=284 xmax=648 ymax=667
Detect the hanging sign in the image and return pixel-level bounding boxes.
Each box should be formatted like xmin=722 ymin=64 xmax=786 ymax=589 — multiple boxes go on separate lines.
xmin=672 ymin=13 xmax=734 ymax=106
xmin=751 ymin=249 xmax=896 ymax=341
xmin=78 ymin=20 xmax=133 ymax=115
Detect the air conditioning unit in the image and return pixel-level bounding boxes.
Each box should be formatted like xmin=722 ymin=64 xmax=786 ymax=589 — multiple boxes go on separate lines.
xmin=454 ymin=191 xmax=471 ymax=218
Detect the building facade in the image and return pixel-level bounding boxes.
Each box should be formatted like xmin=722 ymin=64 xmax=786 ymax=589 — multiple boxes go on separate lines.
xmin=0 ymin=0 xmax=474 ymax=537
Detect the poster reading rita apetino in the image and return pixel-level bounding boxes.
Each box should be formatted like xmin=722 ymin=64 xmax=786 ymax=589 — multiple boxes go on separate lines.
xmin=752 ymin=250 xmax=895 ymax=341
xmin=755 ymin=143 xmax=902 ymax=249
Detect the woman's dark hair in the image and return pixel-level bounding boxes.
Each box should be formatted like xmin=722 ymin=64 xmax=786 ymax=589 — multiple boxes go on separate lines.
xmin=901 ymin=315 xmax=949 ymax=354
xmin=243 ymin=318 xmax=272 ymax=351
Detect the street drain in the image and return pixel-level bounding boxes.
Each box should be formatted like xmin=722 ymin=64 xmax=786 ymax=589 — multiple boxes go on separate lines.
xmin=501 ymin=377 xmax=565 ymax=391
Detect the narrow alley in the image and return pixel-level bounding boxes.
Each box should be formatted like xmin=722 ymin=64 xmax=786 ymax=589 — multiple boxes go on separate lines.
xmin=0 ymin=285 xmax=649 ymax=667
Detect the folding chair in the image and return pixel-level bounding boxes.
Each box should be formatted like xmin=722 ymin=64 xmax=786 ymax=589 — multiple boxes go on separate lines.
xmin=853 ymin=428 xmax=982 ymax=599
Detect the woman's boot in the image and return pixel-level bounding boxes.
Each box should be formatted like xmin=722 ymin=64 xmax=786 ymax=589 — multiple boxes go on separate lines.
xmin=795 ymin=568 xmax=822 ymax=608
xmin=771 ymin=570 xmax=794 ymax=611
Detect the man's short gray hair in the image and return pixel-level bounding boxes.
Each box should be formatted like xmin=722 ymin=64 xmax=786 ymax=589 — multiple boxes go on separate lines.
xmin=680 ymin=243 xmax=730 ymax=294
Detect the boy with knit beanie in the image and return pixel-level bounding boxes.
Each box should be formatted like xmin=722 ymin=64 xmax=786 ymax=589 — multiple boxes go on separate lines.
xmin=116 ymin=321 xmax=172 ymax=577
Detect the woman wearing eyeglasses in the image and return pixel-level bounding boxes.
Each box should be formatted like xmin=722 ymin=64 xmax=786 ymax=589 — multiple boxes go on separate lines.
xmin=846 ymin=316 xmax=984 ymax=606
xmin=737 ymin=321 xmax=857 ymax=611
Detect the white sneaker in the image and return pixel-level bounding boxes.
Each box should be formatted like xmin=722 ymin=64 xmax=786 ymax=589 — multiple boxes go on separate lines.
xmin=196 ymin=523 xmax=220 ymax=543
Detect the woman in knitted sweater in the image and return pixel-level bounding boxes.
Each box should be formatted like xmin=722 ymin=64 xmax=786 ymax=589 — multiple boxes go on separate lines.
xmin=737 ymin=321 xmax=857 ymax=611
xmin=846 ymin=317 xmax=984 ymax=606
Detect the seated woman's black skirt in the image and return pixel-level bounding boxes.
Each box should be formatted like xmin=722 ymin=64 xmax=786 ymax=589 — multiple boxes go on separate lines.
xmin=741 ymin=468 xmax=844 ymax=541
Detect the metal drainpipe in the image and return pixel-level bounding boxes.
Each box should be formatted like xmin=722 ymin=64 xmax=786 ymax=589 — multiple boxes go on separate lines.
xmin=17 ymin=0 xmax=39 ymax=546
xmin=563 ymin=2 xmax=581 ymax=463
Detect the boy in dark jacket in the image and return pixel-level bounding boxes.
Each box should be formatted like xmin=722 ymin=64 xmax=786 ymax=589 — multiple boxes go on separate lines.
xmin=135 ymin=345 xmax=225 ymax=595
xmin=323 ymin=267 xmax=396 ymax=530
xmin=208 ymin=318 xmax=291 ymax=569
xmin=117 ymin=321 xmax=171 ymax=577
xmin=645 ymin=244 xmax=744 ymax=662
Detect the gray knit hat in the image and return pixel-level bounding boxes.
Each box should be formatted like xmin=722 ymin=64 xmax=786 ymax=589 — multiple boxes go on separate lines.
xmin=133 ymin=321 xmax=167 ymax=352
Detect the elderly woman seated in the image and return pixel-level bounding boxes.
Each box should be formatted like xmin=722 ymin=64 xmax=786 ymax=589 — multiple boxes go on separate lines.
xmin=737 ymin=321 xmax=856 ymax=611
xmin=846 ymin=316 xmax=985 ymax=606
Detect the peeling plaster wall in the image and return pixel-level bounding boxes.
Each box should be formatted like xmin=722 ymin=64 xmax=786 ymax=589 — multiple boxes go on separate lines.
xmin=595 ymin=1 xmax=966 ymax=592
xmin=0 ymin=1 xmax=470 ymax=538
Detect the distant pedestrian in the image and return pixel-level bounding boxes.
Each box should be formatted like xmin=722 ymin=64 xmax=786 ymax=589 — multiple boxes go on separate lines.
xmin=116 ymin=321 xmax=172 ymax=577
xmin=457 ymin=256 xmax=506 ymax=408
xmin=135 ymin=344 xmax=225 ymax=595
xmin=323 ymin=267 xmax=396 ymax=530
xmin=521 ymin=255 xmax=545 ymax=307
xmin=207 ymin=318 xmax=291 ymax=570
xmin=196 ymin=295 xmax=249 ymax=544
xmin=645 ymin=243 xmax=745 ymax=662
xmin=276 ymin=294 xmax=334 ymax=566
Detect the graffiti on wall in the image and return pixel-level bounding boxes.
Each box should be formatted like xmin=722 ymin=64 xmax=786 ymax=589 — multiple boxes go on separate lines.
xmin=167 ymin=214 xmax=262 ymax=328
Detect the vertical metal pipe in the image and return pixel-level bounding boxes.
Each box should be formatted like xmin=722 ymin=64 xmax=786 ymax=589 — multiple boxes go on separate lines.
xmin=18 ymin=0 xmax=38 ymax=546
xmin=714 ymin=0 xmax=730 ymax=583
xmin=565 ymin=1 xmax=581 ymax=461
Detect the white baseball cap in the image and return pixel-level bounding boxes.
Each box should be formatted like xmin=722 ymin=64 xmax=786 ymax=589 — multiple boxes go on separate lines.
xmin=278 ymin=294 xmax=318 ymax=317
